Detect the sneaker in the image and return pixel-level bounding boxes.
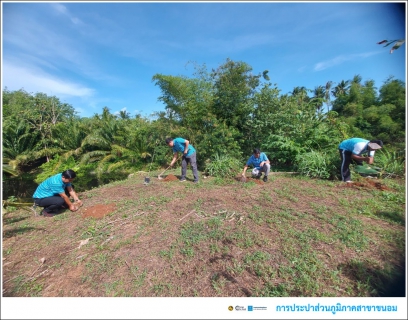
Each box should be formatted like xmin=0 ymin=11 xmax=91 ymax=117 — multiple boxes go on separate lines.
xmin=263 ymin=176 xmax=268 ymax=182
xmin=180 ymin=178 xmax=186 ymax=182
xmin=193 ymin=180 xmax=199 ymax=184
xmin=345 ymin=180 xmax=353 ymax=183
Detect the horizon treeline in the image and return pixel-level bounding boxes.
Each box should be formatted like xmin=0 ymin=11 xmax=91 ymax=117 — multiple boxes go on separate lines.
xmin=3 ymin=58 xmax=406 ymax=185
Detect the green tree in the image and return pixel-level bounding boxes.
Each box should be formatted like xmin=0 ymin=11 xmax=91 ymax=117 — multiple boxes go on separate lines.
xmin=324 ymin=80 xmax=334 ymax=113
xmin=379 ymin=77 xmax=405 ymax=128
xmin=312 ymin=85 xmax=325 ymax=113
xmin=331 ymin=80 xmax=350 ymax=98
xmin=211 ymin=58 xmax=260 ymax=131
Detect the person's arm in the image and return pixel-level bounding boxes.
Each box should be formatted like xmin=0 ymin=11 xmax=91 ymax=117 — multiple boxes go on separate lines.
xmin=183 ymin=140 xmax=189 ymax=155
xmin=260 ymin=154 xmax=270 ymax=167
xmin=67 ymin=186 xmax=83 ymax=207
xmin=351 ymin=154 xmax=373 ymax=165
xmin=242 ymin=165 xmax=249 ymax=176
xmin=170 ymin=152 xmax=178 ymax=166
xmin=59 ymin=190 xmax=78 ymax=212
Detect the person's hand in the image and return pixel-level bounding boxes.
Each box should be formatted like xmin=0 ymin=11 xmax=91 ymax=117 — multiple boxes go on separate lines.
xmin=241 ymin=172 xmax=245 ymax=176
xmin=76 ymin=200 xmax=83 ymax=207
xmin=367 ymin=157 xmax=374 ymax=165
xmin=69 ymin=204 xmax=78 ymax=212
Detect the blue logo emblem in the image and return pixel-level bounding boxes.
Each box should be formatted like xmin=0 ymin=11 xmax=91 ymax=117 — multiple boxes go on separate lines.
xmin=248 ymin=306 xmax=253 ymax=311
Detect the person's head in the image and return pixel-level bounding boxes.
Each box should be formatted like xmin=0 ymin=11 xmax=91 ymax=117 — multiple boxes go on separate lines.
xmin=165 ymin=137 xmax=174 ymax=147
xmin=253 ymin=148 xmax=261 ymax=158
xmin=367 ymin=140 xmax=383 ymax=151
xmin=62 ymin=169 xmax=77 ymax=183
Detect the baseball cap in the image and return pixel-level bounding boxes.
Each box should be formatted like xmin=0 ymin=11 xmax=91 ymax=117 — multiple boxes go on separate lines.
xmin=368 ymin=140 xmax=383 ymax=150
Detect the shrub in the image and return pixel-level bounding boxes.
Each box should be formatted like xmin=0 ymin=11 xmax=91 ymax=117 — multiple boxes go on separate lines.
xmin=374 ymin=148 xmax=405 ymax=178
xmin=204 ymin=153 xmax=242 ymax=178
xmin=295 ymin=150 xmax=336 ymax=179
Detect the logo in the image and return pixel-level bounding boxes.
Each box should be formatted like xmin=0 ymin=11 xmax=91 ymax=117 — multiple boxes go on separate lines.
xmin=247 ymin=305 xmax=267 ymax=311
xmin=235 ymin=306 xmax=246 ymax=311
xmin=228 ymin=306 xmax=233 ymax=311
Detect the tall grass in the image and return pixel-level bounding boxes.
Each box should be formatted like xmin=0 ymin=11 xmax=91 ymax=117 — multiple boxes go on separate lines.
xmin=204 ymin=153 xmax=242 ymax=178
xmin=375 ymin=149 xmax=405 ymax=178
xmin=295 ymin=150 xmax=337 ymax=179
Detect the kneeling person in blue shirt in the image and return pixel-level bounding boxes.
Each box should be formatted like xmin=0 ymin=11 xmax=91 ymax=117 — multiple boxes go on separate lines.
xmin=33 ymin=169 xmax=83 ymax=217
xmin=242 ymin=148 xmax=271 ymax=182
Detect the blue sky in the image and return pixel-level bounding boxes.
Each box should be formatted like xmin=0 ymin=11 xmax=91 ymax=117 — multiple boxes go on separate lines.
xmin=2 ymin=1 xmax=406 ymax=119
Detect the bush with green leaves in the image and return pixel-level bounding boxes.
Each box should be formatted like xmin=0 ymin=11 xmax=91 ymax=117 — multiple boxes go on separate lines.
xmin=204 ymin=153 xmax=242 ymax=178
xmin=295 ymin=150 xmax=337 ymax=179
xmin=374 ymin=148 xmax=405 ymax=178
xmin=35 ymin=155 xmax=79 ymax=184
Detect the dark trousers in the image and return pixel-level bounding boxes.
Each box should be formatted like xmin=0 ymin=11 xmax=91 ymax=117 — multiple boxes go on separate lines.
xmin=34 ymin=196 xmax=65 ymax=213
xmin=339 ymin=149 xmax=363 ymax=182
xmin=181 ymin=152 xmax=199 ymax=181
xmin=33 ymin=186 xmax=72 ymax=213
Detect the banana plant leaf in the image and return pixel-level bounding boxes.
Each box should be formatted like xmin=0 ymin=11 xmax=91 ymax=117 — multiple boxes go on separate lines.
xmin=354 ymin=165 xmax=381 ymax=175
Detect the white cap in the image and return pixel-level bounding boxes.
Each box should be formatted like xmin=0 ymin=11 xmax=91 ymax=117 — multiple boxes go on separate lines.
xmin=252 ymin=168 xmax=259 ymax=175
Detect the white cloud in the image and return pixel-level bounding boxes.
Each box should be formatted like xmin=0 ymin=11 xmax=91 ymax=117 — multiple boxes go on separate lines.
xmin=3 ymin=61 xmax=95 ymax=98
xmin=297 ymin=66 xmax=307 ymax=73
xmin=50 ymin=3 xmax=84 ymax=25
xmin=51 ymin=3 xmax=68 ymax=15
xmin=314 ymin=51 xmax=380 ymax=71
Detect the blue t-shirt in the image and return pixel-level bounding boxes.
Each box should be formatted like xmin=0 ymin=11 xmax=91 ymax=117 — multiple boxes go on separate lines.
xmin=246 ymin=152 xmax=269 ymax=169
xmin=33 ymin=173 xmax=72 ymax=199
xmin=172 ymin=137 xmax=196 ymax=156
xmin=339 ymin=138 xmax=369 ymax=155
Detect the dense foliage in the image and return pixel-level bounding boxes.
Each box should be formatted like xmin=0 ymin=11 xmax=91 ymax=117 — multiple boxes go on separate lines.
xmin=2 ymin=58 xmax=406 ymax=188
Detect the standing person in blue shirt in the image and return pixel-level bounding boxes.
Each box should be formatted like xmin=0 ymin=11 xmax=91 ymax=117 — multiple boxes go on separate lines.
xmin=241 ymin=148 xmax=271 ymax=182
xmin=166 ymin=137 xmax=199 ymax=183
xmin=338 ymin=138 xmax=383 ymax=183
xmin=33 ymin=169 xmax=83 ymax=217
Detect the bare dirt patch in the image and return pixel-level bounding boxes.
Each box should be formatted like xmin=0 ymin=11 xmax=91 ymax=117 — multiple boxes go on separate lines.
xmin=234 ymin=175 xmax=264 ymax=185
xmin=81 ymin=203 xmax=117 ymax=219
xmin=337 ymin=179 xmax=391 ymax=191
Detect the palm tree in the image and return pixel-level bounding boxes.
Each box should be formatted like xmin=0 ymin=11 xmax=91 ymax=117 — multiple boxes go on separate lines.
xmin=2 ymin=117 xmax=42 ymax=168
xmin=331 ymin=80 xmax=350 ymax=97
xmin=351 ymin=74 xmax=362 ymax=85
xmin=79 ymin=107 xmax=145 ymax=179
xmin=312 ymin=86 xmax=325 ymax=113
xmin=291 ymin=86 xmax=310 ymax=105
xmin=324 ymin=81 xmax=334 ymax=113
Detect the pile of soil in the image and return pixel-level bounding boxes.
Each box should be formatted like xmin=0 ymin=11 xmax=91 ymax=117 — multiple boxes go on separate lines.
xmin=80 ymin=203 xmax=117 ymax=219
xmin=161 ymin=174 xmax=179 ymax=182
xmin=338 ymin=180 xmax=391 ymax=191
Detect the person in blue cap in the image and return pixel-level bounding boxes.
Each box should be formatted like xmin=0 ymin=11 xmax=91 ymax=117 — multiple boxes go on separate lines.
xmin=241 ymin=148 xmax=270 ymax=182
xmin=166 ymin=137 xmax=199 ymax=183
xmin=338 ymin=138 xmax=383 ymax=183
